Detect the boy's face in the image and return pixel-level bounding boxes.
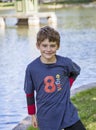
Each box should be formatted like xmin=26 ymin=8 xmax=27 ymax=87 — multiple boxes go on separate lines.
xmin=37 ymin=39 xmax=59 ymax=63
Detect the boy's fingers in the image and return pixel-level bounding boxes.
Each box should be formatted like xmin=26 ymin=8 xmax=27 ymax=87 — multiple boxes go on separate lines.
xmin=32 ymin=121 xmax=38 ymax=128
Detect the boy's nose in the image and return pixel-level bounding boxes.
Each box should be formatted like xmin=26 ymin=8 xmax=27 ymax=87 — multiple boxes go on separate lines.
xmin=47 ymin=46 xmax=51 ymax=51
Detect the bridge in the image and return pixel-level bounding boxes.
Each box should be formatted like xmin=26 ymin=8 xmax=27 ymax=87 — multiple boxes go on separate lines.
xmin=0 ymin=0 xmax=57 ymax=27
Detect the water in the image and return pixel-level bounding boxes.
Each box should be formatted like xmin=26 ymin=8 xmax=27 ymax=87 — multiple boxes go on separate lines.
xmin=0 ymin=6 xmax=96 ymax=130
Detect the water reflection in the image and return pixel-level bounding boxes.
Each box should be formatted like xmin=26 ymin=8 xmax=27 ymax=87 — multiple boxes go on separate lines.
xmin=58 ymin=29 xmax=96 ymax=87
xmin=0 ymin=27 xmax=31 ymax=130
xmin=55 ymin=7 xmax=96 ymax=29
xmin=5 ymin=18 xmax=17 ymax=27
xmin=0 ymin=6 xmax=96 ymax=130
xmin=0 ymin=25 xmax=5 ymax=35
xmin=28 ymin=26 xmax=40 ymax=59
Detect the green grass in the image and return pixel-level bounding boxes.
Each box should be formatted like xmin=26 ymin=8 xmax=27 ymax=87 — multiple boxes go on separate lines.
xmin=71 ymin=87 xmax=96 ymax=130
xmin=27 ymin=126 xmax=38 ymax=130
xmin=27 ymin=87 xmax=96 ymax=130
xmin=0 ymin=2 xmax=14 ymax=7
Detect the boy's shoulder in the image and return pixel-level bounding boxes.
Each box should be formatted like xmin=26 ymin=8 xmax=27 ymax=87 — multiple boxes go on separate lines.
xmin=57 ymin=55 xmax=72 ymax=64
xmin=27 ymin=57 xmax=40 ymax=69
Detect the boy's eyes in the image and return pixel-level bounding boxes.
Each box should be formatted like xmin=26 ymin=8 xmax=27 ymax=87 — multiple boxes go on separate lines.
xmin=42 ymin=44 xmax=47 ymax=47
xmin=42 ymin=44 xmax=56 ymax=48
xmin=50 ymin=45 xmax=56 ymax=48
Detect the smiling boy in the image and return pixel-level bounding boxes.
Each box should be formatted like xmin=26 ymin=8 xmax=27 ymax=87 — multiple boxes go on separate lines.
xmin=24 ymin=26 xmax=86 ymax=130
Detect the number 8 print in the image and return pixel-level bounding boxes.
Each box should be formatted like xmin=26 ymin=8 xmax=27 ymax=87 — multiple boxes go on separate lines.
xmin=44 ymin=76 xmax=56 ymax=93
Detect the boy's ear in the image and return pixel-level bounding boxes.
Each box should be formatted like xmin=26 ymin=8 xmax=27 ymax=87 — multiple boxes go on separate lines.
xmin=57 ymin=45 xmax=60 ymax=50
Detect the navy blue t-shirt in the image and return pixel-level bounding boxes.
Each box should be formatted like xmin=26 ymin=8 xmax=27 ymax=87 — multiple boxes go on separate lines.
xmin=24 ymin=55 xmax=81 ymax=130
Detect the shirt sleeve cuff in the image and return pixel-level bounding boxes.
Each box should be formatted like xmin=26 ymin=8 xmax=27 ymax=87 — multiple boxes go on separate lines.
xmin=27 ymin=104 xmax=36 ymax=115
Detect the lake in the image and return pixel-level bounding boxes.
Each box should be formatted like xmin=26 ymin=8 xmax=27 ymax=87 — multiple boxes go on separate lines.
xmin=0 ymin=5 xmax=96 ymax=130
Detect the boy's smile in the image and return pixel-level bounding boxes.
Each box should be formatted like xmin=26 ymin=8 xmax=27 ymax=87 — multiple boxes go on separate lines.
xmin=37 ymin=39 xmax=59 ymax=64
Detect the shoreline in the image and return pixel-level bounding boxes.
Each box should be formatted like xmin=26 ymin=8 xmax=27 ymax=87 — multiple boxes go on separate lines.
xmin=39 ymin=2 xmax=96 ymax=9
xmin=0 ymin=2 xmax=96 ymax=11
xmin=12 ymin=82 xmax=96 ymax=130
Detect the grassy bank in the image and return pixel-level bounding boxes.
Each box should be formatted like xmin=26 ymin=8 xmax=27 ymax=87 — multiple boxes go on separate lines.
xmin=0 ymin=2 xmax=14 ymax=10
xmin=0 ymin=2 xmax=14 ymax=7
xmin=27 ymin=87 xmax=96 ymax=130
xmin=42 ymin=0 xmax=91 ymax=5
xmin=0 ymin=1 xmax=94 ymax=8
xmin=72 ymin=87 xmax=96 ymax=130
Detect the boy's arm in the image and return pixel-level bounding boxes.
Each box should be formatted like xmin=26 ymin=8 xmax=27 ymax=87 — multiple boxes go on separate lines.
xmin=26 ymin=93 xmax=35 ymax=115
xmin=24 ymin=66 xmax=38 ymax=128
xmin=26 ymin=93 xmax=38 ymax=128
xmin=69 ymin=62 xmax=81 ymax=88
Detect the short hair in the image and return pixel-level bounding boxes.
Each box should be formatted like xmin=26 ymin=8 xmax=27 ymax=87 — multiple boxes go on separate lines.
xmin=36 ymin=26 xmax=60 ymax=48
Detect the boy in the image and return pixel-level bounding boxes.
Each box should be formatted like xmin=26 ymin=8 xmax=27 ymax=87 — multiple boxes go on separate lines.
xmin=24 ymin=26 xmax=86 ymax=130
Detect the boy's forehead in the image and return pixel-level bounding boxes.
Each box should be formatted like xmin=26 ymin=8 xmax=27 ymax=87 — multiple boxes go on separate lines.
xmin=42 ymin=39 xmax=56 ymax=44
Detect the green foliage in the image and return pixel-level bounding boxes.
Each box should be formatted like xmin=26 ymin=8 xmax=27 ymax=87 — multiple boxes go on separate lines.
xmin=71 ymin=87 xmax=96 ymax=130
xmin=0 ymin=2 xmax=14 ymax=7
xmin=57 ymin=0 xmax=92 ymax=4
xmin=27 ymin=126 xmax=38 ymax=130
xmin=41 ymin=0 xmax=92 ymax=5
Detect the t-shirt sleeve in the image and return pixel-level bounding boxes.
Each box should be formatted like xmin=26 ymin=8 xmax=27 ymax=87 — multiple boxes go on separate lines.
xmin=67 ymin=58 xmax=81 ymax=87
xmin=24 ymin=66 xmax=36 ymax=115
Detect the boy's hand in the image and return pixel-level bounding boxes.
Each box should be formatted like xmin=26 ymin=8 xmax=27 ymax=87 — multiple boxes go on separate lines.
xmin=32 ymin=114 xmax=38 ymax=128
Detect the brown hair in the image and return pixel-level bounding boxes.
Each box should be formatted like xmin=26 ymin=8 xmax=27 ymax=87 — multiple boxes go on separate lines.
xmin=36 ymin=26 xmax=60 ymax=48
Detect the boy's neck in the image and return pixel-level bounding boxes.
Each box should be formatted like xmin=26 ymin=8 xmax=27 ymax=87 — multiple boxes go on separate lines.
xmin=40 ymin=56 xmax=57 ymax=64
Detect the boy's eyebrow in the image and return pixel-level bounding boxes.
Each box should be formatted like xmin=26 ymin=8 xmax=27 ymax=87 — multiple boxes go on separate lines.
xmin=42 ymin=43 xmax=57 ymax=45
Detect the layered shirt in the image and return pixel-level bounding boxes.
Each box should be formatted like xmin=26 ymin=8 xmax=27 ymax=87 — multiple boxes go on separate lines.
xmin=24 ymin=55 xmax=81 ymax=130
